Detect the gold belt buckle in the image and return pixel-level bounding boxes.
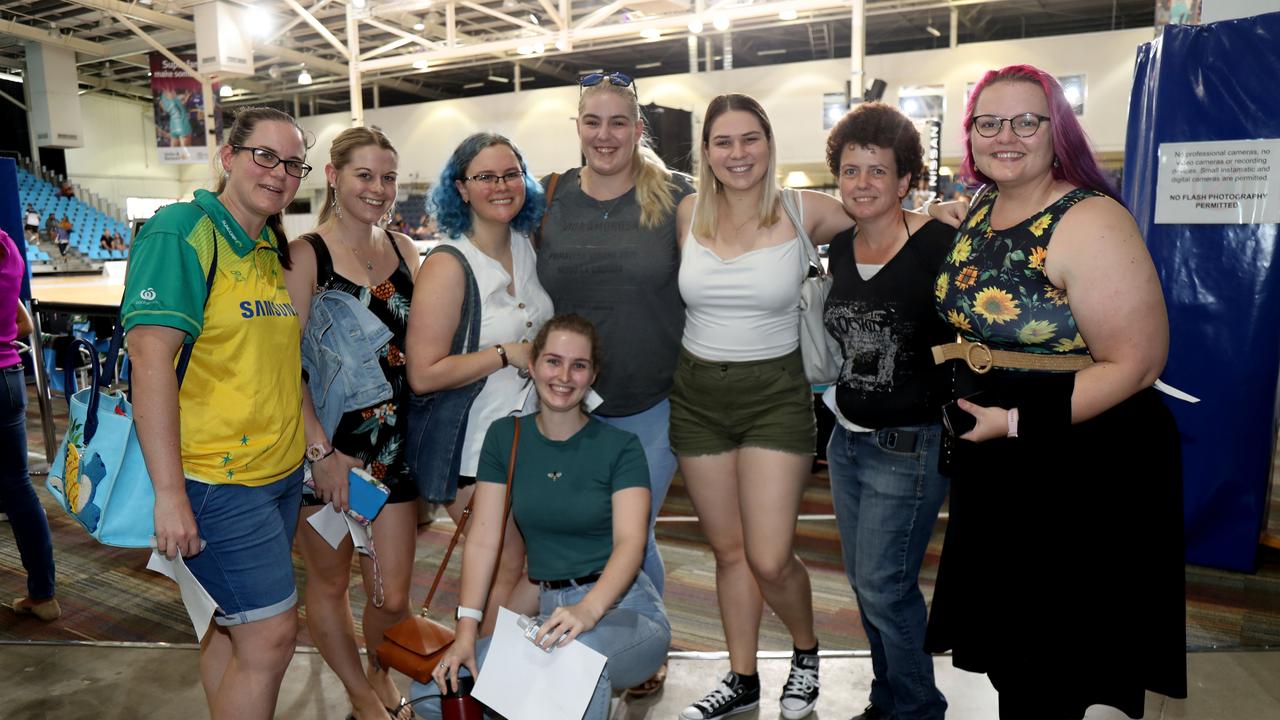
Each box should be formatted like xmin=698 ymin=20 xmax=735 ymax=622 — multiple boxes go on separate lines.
xmin=964 ymin=342 xmax=994 ymax=374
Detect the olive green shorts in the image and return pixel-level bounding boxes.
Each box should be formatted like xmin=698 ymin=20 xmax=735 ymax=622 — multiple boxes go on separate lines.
xmin=669 ymin=348 xmax=816 ymax=457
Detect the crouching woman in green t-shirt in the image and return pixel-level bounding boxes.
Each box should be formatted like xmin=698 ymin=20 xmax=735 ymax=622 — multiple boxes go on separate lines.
xmin=412 ymin=314 xmax=671 ymax=720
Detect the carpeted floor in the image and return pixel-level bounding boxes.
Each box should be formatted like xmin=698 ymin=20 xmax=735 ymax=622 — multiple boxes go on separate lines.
xmin=8 ymin=383 xmax=1279 ymax=652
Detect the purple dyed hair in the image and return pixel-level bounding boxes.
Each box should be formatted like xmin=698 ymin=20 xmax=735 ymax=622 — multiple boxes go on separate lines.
xmin=961 ymin=64 xmax=1121 ymax=204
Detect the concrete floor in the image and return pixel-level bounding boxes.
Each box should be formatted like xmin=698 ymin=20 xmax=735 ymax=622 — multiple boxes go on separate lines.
xmin=0 ymin=642 xmax=1275 ymax=720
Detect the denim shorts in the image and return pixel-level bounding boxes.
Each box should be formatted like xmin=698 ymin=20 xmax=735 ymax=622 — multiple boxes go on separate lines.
xmin=669 ymin=348 xmax=816 ymax=457
xmin=183 ymin=464 xmax=304 ymax=626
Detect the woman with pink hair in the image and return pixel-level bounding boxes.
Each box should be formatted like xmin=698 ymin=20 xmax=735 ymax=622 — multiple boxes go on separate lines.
xmin=926 ymin=64 xmax=1186 ymax=719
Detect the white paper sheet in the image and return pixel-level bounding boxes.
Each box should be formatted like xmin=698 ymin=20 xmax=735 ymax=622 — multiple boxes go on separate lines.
xmin=146 ymin=550 xmax=219 ymax=641
xmin=306 ymin=503 xmax=374 ymax=554
xmin=471 ymin=607 xmax=606 ymax=720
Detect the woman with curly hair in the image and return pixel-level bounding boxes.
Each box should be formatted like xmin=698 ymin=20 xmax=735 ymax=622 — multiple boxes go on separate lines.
xmin=820 ymin=102 xmax=953 ymax=720
xmin=406 ymin=132 xmax=553 ymax=631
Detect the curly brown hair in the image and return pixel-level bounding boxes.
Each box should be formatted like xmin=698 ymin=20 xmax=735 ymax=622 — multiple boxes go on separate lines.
xmin=825 ymin=102 xmax=924 ymax=188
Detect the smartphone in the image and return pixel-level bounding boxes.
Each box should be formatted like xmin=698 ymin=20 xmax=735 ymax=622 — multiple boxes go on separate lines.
xmin=347 ymin=467 xmax=391 ymax=524
xmin=941 ymin=391 xmax=991 ymax=437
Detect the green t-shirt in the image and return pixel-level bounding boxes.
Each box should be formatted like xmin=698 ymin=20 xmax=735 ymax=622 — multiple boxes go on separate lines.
xmin=478 ymin=415 xmax=649 ymax=582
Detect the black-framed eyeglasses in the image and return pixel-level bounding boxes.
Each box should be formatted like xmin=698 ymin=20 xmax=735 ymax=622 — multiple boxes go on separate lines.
xmin=970 ymin=113 xmax=1051 ymax=138
xmin=580 ymin=71 xmax=636 ymax=93
xmin=232 ymin=145 xmax=313 ymax=178
xmin=464 ymin=171 xmax=525 ymax=186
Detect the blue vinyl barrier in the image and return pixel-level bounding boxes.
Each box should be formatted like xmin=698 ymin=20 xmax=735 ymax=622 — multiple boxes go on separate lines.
xmin=1124 ymin=12 xmax=1280 ymax=571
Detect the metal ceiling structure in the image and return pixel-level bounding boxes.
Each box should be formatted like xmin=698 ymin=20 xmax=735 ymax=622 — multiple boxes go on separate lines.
xmin=0 ymin=0 xmax=1154 ymax=117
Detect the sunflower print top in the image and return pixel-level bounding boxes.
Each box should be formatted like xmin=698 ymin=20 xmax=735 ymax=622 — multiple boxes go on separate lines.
xmin=935 ymin=187 xmax=1102 ymax=355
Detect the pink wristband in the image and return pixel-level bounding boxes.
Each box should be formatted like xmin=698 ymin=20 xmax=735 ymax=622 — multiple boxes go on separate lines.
xmin=1007 ymin=408 xmax=1019 ymax=438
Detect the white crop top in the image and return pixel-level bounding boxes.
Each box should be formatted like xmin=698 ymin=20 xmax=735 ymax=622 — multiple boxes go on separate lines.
xmin=678 ymin=227 xmax=806 ymax=362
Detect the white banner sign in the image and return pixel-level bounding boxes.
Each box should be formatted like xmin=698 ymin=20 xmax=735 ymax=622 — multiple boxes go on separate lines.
xmin=1155 ymin=139 xmax=1279 ymax=224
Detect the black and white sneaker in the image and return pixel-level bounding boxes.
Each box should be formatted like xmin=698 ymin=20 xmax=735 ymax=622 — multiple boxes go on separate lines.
xmin=779 ymin=649 xmax=820 ymax=719
xmin=679 ymin=672 xmax=760 ymax=719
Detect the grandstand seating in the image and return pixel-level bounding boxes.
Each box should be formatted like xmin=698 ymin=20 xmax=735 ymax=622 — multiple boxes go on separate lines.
xmin=17 ymin=167 xmax=131 ymax=267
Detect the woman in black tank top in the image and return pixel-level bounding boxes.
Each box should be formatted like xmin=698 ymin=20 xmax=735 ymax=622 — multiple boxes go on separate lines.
xmin=283 ymin=128 xmax=420 ymax=720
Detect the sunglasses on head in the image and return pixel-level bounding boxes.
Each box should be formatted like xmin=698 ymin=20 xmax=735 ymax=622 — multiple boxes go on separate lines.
xmin=580 ymin=72 xmax=636 ymax=92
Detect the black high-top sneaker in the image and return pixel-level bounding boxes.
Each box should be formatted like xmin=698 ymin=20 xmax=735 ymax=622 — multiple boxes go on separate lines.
xmin=779 ymin=647 xmax=820 ymax=719
xmin=679 ymin=671 xmax=761 ymax=719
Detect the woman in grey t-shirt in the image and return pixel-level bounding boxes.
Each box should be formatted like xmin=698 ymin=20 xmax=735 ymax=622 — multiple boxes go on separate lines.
xmin=535 ymin=72 xmax=693 ymax=696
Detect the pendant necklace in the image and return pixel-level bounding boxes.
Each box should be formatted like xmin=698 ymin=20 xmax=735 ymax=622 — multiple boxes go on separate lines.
xmin=597 ymin=194 xmax=624 ymax=220
xmin=340 ymin=235 xmax=375 ymax=272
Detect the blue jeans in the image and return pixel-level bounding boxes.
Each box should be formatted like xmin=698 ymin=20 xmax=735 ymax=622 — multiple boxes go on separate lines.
xmin=184 ymin=464 xmax=303 ymax=626
xmin=598 ymin=399 xmax=676 ymax=596
xmin=827 ymin=423 xmax=948 ymax=720
xmin=411 ymin=572 xmax=671 ymax=720
xmin=1 ymin=364 xmax=56 ymax=600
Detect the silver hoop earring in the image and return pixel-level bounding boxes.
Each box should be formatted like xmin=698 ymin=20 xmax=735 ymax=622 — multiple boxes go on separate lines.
xmin=331 ymin=186 xmax=343 ymax=219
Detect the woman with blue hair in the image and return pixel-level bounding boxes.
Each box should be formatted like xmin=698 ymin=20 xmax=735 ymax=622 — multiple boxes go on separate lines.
xmin=406 ymin=132 xmax=553 ymax=632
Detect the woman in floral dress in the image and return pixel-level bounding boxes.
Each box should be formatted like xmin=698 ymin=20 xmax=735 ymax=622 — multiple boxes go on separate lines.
xmin=925 ymin=65 xmax=1186 ymax=719
xmin=285 ymin=127 xmax=418 ymax=720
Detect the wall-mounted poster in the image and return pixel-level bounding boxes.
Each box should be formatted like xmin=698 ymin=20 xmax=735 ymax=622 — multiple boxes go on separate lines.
xmin=149 ymin=53 xmax=220 ymax=164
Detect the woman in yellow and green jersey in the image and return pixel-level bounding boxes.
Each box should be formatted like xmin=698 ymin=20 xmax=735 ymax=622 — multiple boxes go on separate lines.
xmin=122 ymin=106 xmax=312 ymax=720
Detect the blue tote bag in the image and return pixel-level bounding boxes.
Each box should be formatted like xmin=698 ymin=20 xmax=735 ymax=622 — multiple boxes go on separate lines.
xmin=46 ymin=336 xmax=153 ymax=547
xmin=46 ymin=242 xmax=217 ymax=548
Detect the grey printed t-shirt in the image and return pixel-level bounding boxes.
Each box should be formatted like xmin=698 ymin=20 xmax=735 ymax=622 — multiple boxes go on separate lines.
xmin=537 ymin=167 xmax=695 ymax=416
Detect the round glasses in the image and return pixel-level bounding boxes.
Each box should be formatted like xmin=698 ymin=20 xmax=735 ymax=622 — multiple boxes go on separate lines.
xmin=232 ymin=145 xmax=313 ymax=178
xmin=970 ymin=113 xmax=1051 ymax=138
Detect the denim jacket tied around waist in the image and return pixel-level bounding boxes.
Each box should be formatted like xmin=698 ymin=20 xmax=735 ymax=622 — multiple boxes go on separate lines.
xmin=302 ymin=289 xmax=394 ymax=439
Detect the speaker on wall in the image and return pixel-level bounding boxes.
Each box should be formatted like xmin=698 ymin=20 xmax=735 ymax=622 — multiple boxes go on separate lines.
xmin=864 ymin=78 xmax=887 ymax=103
xmin=641 ymin=103 xmax=693 ymax=174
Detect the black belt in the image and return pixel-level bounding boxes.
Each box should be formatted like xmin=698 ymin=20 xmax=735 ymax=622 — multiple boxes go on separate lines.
xmin=534 ymin=571 xmax=602 ymax=589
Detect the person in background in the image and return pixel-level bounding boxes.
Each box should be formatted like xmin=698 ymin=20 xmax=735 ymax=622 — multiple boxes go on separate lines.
xmin=821 ymin=102 xmax=954 ymax=720
xmin=926 ymin=64 xmax=1186 ymax=719
xmin=44 ymin=214 xmax=58 ymax=247
xmin=55 ymin=216 xmax=71 ymax=257
xmin=100 ymin=231 xmax=113 ymax=251
xmin=24 ymin=205 xmax=40 ymax=241
xmin=405 ymin=132 xmax=553 ymax=633
xmin=414 ymin=314 xmax=670 ymax=720
xmin=285 ymin=126 xmax=418 ymax=720
xmin=123 ymin=106 xmax=312 ymax=720
xmin=1 ymin=228 xmax=59 ymax=623
xmin=535 ymin=70 xmax=695 ymax=696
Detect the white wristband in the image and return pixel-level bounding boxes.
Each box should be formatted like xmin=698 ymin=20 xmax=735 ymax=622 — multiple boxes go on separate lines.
xmin=1007 ymin=408 xmax=1019 ymax=438
xmin=456 ymin=606 xmax=483 ymax=623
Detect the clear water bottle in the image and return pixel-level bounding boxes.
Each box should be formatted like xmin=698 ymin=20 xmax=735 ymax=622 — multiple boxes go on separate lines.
xmin=516 ymin=614 xmax=555 ymax=653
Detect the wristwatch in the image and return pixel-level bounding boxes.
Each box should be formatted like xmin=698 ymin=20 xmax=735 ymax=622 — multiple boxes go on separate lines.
xmin=306 ymin=442 xmax=335 ymax=462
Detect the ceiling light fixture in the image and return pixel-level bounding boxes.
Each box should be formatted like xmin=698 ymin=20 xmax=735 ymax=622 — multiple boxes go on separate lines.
xmin=779 ymin=8 xmax=798 ymax=21
xmin=688 ymin=19 xmax=703 ymax=33
xmin=351 ymin=0 xmax=367 ymax=8
xmin=757 ymin=48 xmax=786 ymax=56
xmin=249 ymin=6 xmax=273 ymax=37
xmin=636 ymin=61 xmax=661 ymax=69
xmin=463 ymin=81 xmax=484 ymax=89
xmin=413 ymin=60 xmax=429 ymax=69
xmin=488 ymin=75 xmax=509 ymax=83
xmin=298 ymin=68 xmax=313 ymax=85
xmin=641 ymin=28 xmax=661 ymax=40
xmin=925 ymin=24 xmax=942 ymax=37
xmin=413 ymin=21 xmax=426 ymax=30
xmin=219 ymin=84 xmax=233 ymax=98
xmin=712 ymin=15 xmax=730 ymax=31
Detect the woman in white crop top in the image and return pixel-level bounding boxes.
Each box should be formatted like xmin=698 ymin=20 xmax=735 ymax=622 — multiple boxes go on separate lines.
xmin=670 ymin=94 xmax=860 ymax=720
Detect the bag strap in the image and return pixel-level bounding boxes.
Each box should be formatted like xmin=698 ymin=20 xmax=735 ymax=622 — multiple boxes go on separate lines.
xmin=425 ymin=244 xmax=483 ymax=355
xmin=533 ymin=172 xmax=561 ymax=250
xmin=104 ymin=236 xmax=218 ymax=391
xmin=779 ymin=188 xmax=825 ymax=278
xmin=420 ymin=416 xmax=521 ymax=616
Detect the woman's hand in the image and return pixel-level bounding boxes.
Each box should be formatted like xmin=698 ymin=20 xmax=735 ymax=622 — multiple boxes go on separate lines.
xmin=153 ymin=490 xmax=202 ymax=559
xmin=311 ymin=449 xmax=363 ymax=513
xmin=956 ymin=397 xmax=1012 ymax=443
xmin=432 ymin=636 xmax=478 ymax=695
xmin=535 ymin=601 xmax=603 ymax=649
xmin=928 ymin=199 xmax=969 ymax=228
xmin=500 ymin=342 xmax=532 ymax=371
